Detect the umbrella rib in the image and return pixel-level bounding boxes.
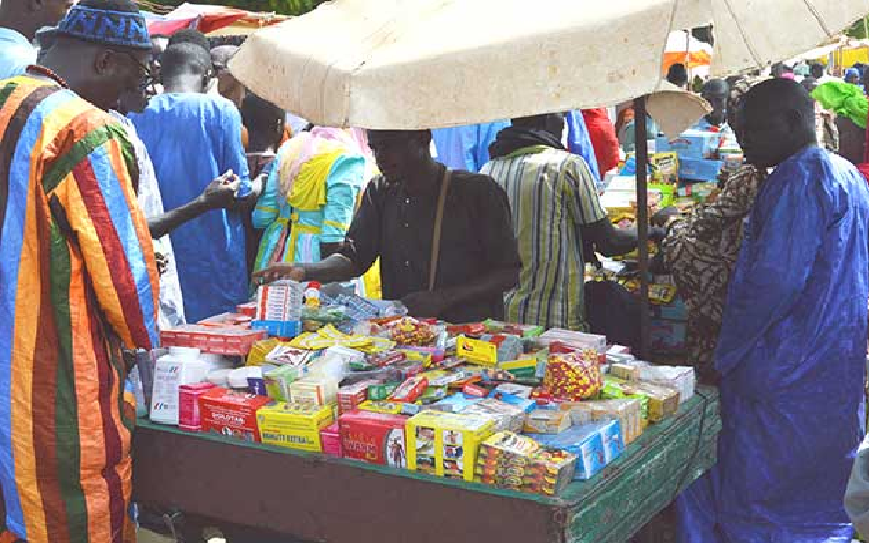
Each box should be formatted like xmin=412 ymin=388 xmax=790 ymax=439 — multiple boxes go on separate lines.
xmin=800 ymin=0 xmax=832 ymax=37
xmin=720 ymin=0 xmax=762 ymax=66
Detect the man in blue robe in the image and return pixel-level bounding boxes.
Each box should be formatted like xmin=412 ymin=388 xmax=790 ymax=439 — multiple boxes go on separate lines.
xmin=431 ymin=121 xmax=508 ymax=173
xmin=678 ymin=77 xmax=869 ymax=542
xmin=130 ymin=42 xmax=253 ymax=322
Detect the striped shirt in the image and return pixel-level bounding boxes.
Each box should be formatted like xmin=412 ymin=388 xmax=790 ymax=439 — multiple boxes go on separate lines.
xmin=0 ymin=75 xmax=159 ymax=543
xmin=482 ymin=148 xmax=606 ymax=330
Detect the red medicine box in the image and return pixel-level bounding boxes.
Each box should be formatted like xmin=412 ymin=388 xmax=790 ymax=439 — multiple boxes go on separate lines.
xmin=320 ymin=422 xmax=343 ymax=457
xmin=199 ymin=387 xmax=272 ymax=443
xmin=178 ymin=382 xmax=216 ymax=431
xmin=339 ymin=411 xmax=409 ymax=468
xmin=160 ymin=325 xmax=266 ymax=356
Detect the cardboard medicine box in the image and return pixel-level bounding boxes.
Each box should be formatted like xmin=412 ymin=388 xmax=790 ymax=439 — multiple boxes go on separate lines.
xmin=255 ymin=281 xmax=304 ymax=321
xmin=406 ymin=410 xmax=496 ymax=482
xmin=459 ymin=398 xmax=526 ymax=432
xmin=339 ymin=410 xmax=409 ymax=468
xmin=199 ymin=388 xmax=272 ymax=442
xmin=264 ymin=364 xmax=304 ymax=402
xmin=178 ymin=382 xmax=216 ymax=431
xmin=656 ymin=130 xmax=722 ymax=159
xmin=678 ymin=157 xmax=724 ymax=182
xmin=528 ymin=421 xmax=614 ymax=481
xmin=523 ymin=410 xmax=572 ymax=434
xmin=482 ymin=320 xmax=545 ymax=338
xmin=337 ymin=379 xmax=382 ymax=414
xmin=631 ymin=381 xmax=680 ymax=421
xmin=639 ymin=365 xmax=695 ymax=404
xmin=290 ymin=376 xmax=338 ymax=406
xmin=320 ymin=422 xmax=342 ymax=457
xmin=256 ymin=402 xmax=334 ymax=452
xmin=558 ymin=399 xmax=643 ymax=445
xmin=159 ymin=325 xmax=266 ymax=356
xmin=475 ymin=431 xmax=576 ymax=495
xmin=456 ymin=335 xmax=522 ymax=367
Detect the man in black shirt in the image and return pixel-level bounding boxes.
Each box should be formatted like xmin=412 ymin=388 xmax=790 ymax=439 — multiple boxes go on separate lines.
xmin=254 ymin=129 xmax=521 ymax=322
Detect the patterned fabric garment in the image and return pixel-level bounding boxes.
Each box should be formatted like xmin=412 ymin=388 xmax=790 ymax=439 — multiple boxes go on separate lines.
xmin=252 ymin=134 xmax=366 ymax=272
xmin=110 ymin=111 xmax=185 ymax=328
xmin=0 ymin=75 xmax=159 ymax=543
xmin=815 ymin=102 xmax=840 ymax=153
xmin=661 ymin=165 xmax=763 ymax=381
xmin=482 ymin=148 xmax=606 ymax=330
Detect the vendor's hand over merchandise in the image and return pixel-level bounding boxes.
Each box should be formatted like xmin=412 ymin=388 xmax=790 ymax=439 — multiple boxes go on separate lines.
xmin=253 ymin=263 xmax=306 ymax=285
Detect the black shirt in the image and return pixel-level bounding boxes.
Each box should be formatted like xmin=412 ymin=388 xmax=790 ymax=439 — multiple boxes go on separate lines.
xmin=340 ymin=167 xmax=521 ymax=323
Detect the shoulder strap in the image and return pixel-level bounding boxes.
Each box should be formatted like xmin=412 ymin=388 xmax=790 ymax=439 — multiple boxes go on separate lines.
xmin=429 ymin=168 xmax=452 ymax=291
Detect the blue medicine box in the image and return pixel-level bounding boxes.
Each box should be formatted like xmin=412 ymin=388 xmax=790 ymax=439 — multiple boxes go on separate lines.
xmin=657 ymin=130 xmax=722 ymax=160
xmin=250 ymin=320 xmax=302 ymax=338
xmin=529 ymin=420 xmax=623 ymax=480
xmin=650 ymin=297 xmax=688 ymax=322
xmin=679 ymin=157 xmax=724 ymax=183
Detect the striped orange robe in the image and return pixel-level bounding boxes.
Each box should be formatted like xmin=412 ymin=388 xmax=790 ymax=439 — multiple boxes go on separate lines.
xmin=0 ymin=75 xmax=159 ymax=542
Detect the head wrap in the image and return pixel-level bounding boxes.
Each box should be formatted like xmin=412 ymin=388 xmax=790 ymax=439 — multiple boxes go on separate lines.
xmin=728 ymin=74 xmax=768 ymax=115
xmin=846 ymin=68 xmax=861 ymax=80
xmin=277 ymin=128 xmax=367 ymax=197
xmin=54 ymin=4 xmax=151 ymax=50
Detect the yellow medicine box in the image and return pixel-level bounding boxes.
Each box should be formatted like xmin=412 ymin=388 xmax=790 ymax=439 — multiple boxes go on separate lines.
xmin=406 ymin=410 xmax=496 ymax=482
xmin=256 ymin=402 xmax=334 ymax=452
xmin=456 ymin=336 xmax=498 ymax=366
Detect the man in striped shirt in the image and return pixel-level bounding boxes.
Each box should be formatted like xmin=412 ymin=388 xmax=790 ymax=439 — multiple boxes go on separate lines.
xmin=482 ymin=114 xmax=639 ymax=330
xmin=0 ymin=1 xmax=160 ymax=541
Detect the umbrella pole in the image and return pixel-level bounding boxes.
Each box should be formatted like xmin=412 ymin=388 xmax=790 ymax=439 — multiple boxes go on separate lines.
xmin=633 ymin=96 xmax=651 ymax=359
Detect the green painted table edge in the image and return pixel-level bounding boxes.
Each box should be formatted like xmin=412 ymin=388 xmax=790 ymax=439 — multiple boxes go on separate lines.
xmin=134 ymin=386 xmax=720 ymax=515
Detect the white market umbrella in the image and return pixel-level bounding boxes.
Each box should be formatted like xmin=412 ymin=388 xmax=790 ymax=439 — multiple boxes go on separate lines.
xmin=231 ymin=0 xmax=869 ymax=356
xmin=230 ymin=0 xmax=869 ymax=129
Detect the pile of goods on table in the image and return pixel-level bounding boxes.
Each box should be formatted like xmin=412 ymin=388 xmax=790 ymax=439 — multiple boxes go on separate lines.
xmin=140 ymin=281 xmax=696 ymax=497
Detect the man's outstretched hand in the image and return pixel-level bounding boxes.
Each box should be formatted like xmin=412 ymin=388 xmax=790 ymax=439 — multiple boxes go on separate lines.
xmin=200 ymin=170 xmax=241 ymax=210
xmin=252 ymin=263 xmax=306 ymax=285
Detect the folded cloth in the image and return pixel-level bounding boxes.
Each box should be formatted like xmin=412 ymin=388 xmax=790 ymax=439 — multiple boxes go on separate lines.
xmin=813 ymin=81 xmax=868 ymax=129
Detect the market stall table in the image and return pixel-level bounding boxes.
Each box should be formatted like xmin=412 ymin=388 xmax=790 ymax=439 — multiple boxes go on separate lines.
xmin=133 ymin=386 xmax=720 ymax=543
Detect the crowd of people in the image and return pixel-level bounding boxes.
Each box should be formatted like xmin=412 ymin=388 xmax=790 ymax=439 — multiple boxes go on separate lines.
xmin=2 ymin=0 xmax=869 ymax=542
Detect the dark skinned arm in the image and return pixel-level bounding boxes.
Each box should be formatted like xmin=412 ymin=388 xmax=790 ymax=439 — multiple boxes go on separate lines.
xmin=580 ymin=218 xmax=639 ymax=257
xmin=148 ymin=197 xmax=213 ymax=240
xmin=148 ymin=173 xmax=240 ymax=239
xmin=252 ymin=254 xmax=361 ymax=285
xmin=579 ymin=218 xmax=667 ymax=258
xmin=319 ymin=242 xmax=343 ymax=259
